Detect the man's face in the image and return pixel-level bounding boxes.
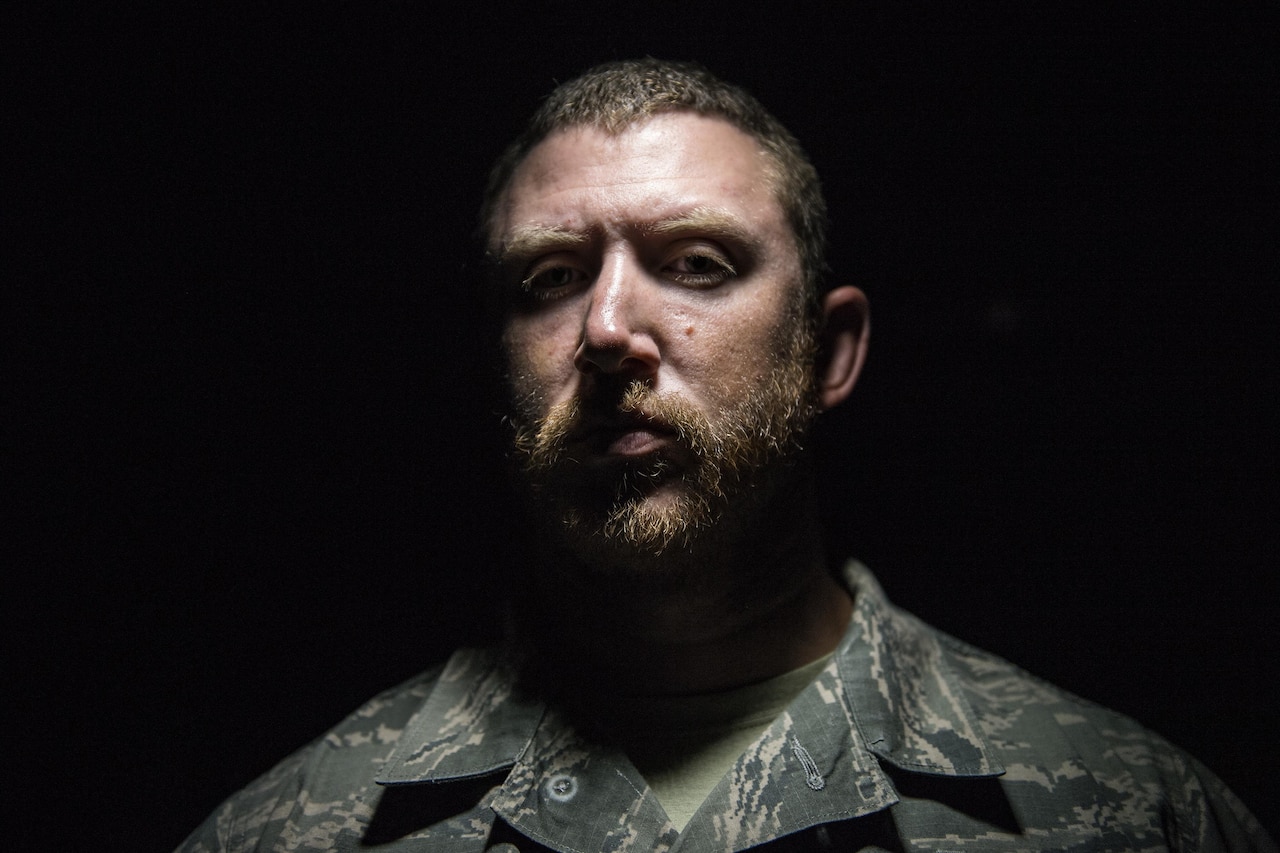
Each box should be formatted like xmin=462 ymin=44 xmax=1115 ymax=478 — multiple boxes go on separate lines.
xmin=490 ymin=112 xmax=818 ymax=559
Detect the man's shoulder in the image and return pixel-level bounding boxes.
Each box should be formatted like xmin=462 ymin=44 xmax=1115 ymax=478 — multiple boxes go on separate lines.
xmin=846 ymin=562 xmax=1178 ymax=760
xmin=176 ymin=662 xmax=451 ymax=853
xmin=836 ymin=561 xmax=1272 ymax=848
xmin=931 ymin=623 xmax=1127 ymax=719
xmin=320 ymin=663 xmax=448 ymax=746
xmin=922 ymin=620 xmax=1274 ymax=849
xmin=929 ymin=622 xmax=1167 ymax=755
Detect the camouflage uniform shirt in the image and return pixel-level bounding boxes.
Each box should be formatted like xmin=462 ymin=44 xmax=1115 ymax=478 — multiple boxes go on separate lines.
xmin=179 ymin=562 xmax=1275 ymax=852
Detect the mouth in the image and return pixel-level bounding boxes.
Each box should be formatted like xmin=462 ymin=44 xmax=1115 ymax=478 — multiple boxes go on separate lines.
xmin=600 ymin=426 xmax=672 ymax=457
xmin=572 ymin=414 xmax=680 ymax=460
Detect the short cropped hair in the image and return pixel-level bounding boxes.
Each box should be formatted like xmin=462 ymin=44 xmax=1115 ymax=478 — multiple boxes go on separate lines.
xmin=480 ymin=59 xmax=830 ymax=310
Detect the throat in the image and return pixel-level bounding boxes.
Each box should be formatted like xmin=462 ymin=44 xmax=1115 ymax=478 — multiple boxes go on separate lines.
xmin=511 ymin=546 xmax=853 ymax=703
xmin=510 ymin=469 xmax=850 ymax=697
xmin=611 ymin=652 xmax=836 ymax=832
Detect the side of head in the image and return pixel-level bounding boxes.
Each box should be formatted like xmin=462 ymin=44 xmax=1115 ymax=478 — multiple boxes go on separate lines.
xmin=480 ymin=58 xmax=830 ymax=319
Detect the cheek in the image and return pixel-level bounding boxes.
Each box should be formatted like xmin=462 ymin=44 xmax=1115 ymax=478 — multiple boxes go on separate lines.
xmin=676 ymin=320 xmax=774 ymax=393
xmin=703 ymin=299 xmax=786 ymax=359
xmin=686 ymin=297 xmax=802 ymax=390
xmin=502 ymin=318 xmax=577 ymax=397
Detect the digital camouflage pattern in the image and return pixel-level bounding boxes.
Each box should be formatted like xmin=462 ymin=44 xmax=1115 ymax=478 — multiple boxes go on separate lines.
xmin=179 ymin=563 xmax=1275 ymax=852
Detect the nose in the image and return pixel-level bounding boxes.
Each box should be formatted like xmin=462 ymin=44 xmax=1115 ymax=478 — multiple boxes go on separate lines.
xmin=573 ymin=256 xmax=660 ymax=380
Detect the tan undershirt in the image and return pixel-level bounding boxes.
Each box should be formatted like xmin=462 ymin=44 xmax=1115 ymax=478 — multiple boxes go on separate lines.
xmin=613 ymin=653 xmax=833 ymax=832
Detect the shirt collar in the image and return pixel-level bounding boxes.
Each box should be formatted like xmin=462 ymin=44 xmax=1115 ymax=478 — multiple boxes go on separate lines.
xmin=376 ymin=647 xmax=543 ymax=785
xmin=376 ymin=561 xmax=1003 ymax=787
xmin=836 ymin=560 xmax=1004 ymax=777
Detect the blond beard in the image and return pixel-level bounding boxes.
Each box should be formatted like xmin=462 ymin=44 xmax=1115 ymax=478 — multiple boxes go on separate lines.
xmin=509 ymin=324 xmax=819 ymax=560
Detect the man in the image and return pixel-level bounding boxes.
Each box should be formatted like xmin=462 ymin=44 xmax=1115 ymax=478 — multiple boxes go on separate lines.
xmin=180 ymin=60 xmax=1274 ymax=852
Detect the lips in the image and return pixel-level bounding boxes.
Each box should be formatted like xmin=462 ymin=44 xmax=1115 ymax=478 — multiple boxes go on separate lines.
xmin=571 ymin=414 xmax=679 ymax=459
xmin=601 ymin=426 xmax=673 ymax=457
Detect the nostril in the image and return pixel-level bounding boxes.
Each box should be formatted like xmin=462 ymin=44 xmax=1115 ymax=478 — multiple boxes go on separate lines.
xmin=576 ymin=352 xmax=657 ymax=383
xmin=575 ymin=292 xmax=660 ymax=377
xmin=573 ymin=341 xmax=613 ymax=375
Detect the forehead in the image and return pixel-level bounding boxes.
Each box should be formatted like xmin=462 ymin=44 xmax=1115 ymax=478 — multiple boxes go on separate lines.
xmin=490 ymin=113 xmax=789 ymax=249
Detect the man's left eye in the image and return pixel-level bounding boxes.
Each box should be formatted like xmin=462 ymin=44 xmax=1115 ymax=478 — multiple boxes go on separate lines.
xmin=667 ymin=251 xmax=736 ymax=286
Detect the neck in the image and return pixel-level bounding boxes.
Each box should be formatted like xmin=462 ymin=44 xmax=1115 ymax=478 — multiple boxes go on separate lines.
xmin=509 ymin=472 xmax=852 ymax=701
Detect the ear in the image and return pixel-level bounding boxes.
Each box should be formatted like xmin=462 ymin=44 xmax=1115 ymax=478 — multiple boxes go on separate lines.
xmin=815 ymin=286 xmax=870 ymax=410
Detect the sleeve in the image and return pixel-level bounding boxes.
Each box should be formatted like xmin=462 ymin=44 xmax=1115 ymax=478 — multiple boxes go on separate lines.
xmin=1172 ymin=755 xmax=1277 ymax=853
xmin=174 ymin=746 xmax=312 ymax=853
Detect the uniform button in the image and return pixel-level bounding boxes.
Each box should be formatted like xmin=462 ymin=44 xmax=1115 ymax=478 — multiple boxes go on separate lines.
xmin=545 ymin=772 xmax=578 ymax=802
xmin=488 ymin=844 xmax=520 ymax=852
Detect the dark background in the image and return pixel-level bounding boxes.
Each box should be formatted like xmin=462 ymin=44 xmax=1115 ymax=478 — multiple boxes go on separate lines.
xmin=13 ymin=2 xmax=1277 ymax=847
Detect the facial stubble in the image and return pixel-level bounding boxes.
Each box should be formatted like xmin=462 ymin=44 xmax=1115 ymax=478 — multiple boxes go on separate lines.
xmin=509 ymin=319 xmax=820 ymax=560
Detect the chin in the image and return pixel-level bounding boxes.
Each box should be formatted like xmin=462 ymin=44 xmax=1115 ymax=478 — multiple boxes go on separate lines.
xmin=555 ymin=484 xmax=718 ymax=566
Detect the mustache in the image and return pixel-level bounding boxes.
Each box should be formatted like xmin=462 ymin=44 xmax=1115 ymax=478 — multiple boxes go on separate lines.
xmin=514 ymin=382 xmax=714 ymax=471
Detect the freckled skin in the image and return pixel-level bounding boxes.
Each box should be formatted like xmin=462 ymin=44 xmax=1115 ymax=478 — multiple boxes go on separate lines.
xmin=493 ymin=113 xmax=806 ymax=487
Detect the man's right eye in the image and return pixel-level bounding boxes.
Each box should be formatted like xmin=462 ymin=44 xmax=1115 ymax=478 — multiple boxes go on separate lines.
xmin=520 ymin=264 xmax=586 ymax=300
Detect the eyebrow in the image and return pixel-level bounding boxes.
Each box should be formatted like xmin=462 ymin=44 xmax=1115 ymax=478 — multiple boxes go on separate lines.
xmin=642 ymin=207 xmax=754 ymax=244
xmin=495 ymin=225 xmax=590 ymax=266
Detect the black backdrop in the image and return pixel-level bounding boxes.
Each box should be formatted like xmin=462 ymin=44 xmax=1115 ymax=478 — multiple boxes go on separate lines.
xmin=13 ymin=3 xmax=1278 ymax=847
